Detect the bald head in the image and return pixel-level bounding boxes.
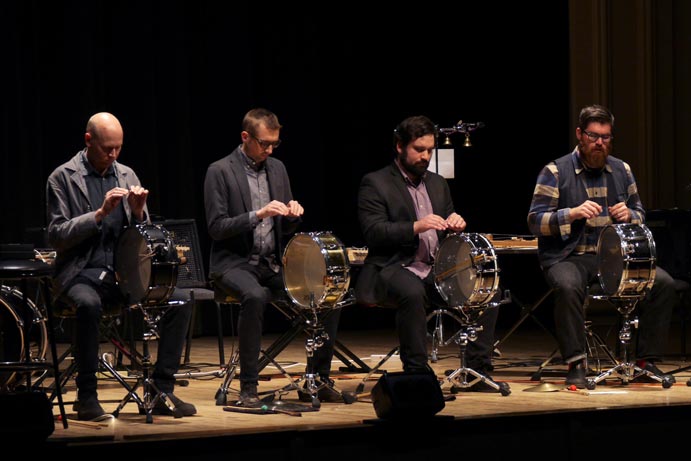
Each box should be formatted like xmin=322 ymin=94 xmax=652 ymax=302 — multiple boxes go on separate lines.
xmin=86 ymin=112 xmax=123 ymax=141
xmin=84 ymin=112 xmax=124 ymax=175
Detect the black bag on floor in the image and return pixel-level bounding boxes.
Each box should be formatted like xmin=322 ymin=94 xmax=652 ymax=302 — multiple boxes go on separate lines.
xmin=0 ymin=391 xmax=54 ymax=441
xmin=371 ymin=371 xmax=445 ymax=420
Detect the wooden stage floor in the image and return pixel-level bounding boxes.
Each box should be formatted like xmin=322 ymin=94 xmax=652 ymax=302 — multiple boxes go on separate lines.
xmin=20 ymin=317 xmax=691 ymax=458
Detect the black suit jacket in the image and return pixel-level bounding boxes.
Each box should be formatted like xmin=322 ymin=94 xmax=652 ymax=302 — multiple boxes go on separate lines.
xmin=203 ymin=147 xmax=300 ymax=280
xmin=355 ymin=162 xmax=455 ymax=305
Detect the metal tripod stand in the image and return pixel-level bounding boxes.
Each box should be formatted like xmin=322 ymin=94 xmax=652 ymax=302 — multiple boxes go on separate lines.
xmin=110 ymin=301 xmax=187 ymax=422
xmin=271 ymin=294 xmax=356 ymax=408
xmin=443 ymin=294 xmax=511 ymax=396
xmin=585 ymin=296 xmax=674 ymax=389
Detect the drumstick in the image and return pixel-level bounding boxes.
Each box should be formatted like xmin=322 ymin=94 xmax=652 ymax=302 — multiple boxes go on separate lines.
xmin=434 ymin=261 xmax=473 ymax=282
xmin=223 ymin=405 xmax=302 ymax=417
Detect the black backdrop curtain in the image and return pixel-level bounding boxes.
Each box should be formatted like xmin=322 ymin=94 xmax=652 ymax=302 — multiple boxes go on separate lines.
xmin=1 ymin=2 xmax=569 ymax=327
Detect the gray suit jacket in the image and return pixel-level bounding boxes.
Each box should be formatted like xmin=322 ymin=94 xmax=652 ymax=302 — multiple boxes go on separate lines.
xmin=204 ymin=146 xmax=300 ymax=280
xmin=46 ymin=150 xmax=148 ymax=297
xmin=355 ymin=162 xmax=455 ymax=305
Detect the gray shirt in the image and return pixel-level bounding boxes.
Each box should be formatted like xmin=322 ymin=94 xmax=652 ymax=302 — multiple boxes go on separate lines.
xmin=241 ymin=149 xmax=278 ymax=271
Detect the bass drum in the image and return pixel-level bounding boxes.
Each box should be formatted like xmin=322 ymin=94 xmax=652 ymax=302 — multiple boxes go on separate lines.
xmin=283 ymin=231 xmax=350 ymax=309
xmin=597 ymin=223 xmax=656 ymax=297
xmin=433 ymin=232 xmax=500 ymax=308
xmin=0 ymin=285 xmax=48 ymax=390
xmin=115 ymin=224 xmax=180 ymax=307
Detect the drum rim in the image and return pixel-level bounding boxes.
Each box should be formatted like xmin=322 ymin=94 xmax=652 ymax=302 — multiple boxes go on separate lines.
xmin=596 ymin=223 xmax=657 ymax=297
xmin=282 ymin=231 xmax=350 ymax=309
xmin=433 ymin=232 xmax=499 ymax=308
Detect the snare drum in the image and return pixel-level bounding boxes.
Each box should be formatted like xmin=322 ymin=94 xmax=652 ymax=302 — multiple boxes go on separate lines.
xmin=0 ymin=285 xmax=48 ymax=390
xmin=597 ymin=223 xmax=656 ymax=297
xmin=115 ymin=224 xmax=179 ymax=306
xmin=433 ymin=233 xmax=500 ymax=308
xmin=282 ymin=231 xmax=350 ymax=309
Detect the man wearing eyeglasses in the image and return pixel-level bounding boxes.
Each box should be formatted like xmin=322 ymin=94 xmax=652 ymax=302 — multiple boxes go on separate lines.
xmin=204 ymin=108 xmax=344 ymax=405
xmin=527 ymin=104 xmax=677 ymax=388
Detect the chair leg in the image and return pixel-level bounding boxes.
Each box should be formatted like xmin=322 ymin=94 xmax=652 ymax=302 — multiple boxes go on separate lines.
xmin=216 ymin=302 xmax=225 ymax=365
xmin=182 ymin=290 xmax=195 ymax=365
xmin=531 ymin=346 xmax=560 ymax=381
xmin=355 ymin=346 xmax=399 ymax=394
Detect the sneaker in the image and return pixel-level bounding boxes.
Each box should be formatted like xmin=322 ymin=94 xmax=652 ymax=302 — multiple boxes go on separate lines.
xmin=634 ymin=360 xmax=676 ymax=384
xmin=77 ymin=395 xmax=106 ymax=421
xmin=565 ymin=360 xmax=587 ymax=389
xmin=238 ymin=381 xmax=260 ymax=405
xmin=147 ymin=392 xmax=197 ymax=416
xmin=298 ymin=378 xmax=343 ymax=403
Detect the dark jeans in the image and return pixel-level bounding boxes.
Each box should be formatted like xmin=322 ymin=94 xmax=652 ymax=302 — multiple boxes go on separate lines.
xmin=544 ymin=254 xmax=677 ymax=364
xmin=216 ymin=261 xmax=341 ymax=384
xmin=381 ymin=266 xmax=498 ymax=373
xmin=64 ymin=276 xmax=192 ymax=397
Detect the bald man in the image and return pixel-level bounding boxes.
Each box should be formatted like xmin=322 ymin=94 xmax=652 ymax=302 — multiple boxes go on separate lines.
xmin=46 ymin=112 xmax=196 ymax=420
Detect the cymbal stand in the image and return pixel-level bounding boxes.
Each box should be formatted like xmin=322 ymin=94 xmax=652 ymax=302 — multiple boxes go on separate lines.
xmin=444 ymin=298 xmax=511 ymax=396
xmin=586 ymin=297 xmax=674 ymax=389
xmin=110 ymin=302 xmax=184 ymax=422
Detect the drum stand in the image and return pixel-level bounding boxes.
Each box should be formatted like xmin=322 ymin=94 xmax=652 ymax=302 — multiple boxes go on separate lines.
xmin=444 ymin=298 xmax=511 ymax=396
xmin=110 ymin=302 xmax=186 ymax=422
xmin=585 ymin=296 xmax=674 ymax=389
xmin=268 ymin=295 xmax=355 ymax=408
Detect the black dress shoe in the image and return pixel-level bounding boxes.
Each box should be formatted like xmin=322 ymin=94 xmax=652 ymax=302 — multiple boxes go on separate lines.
xmin=565 ymin=360 xmax=587 ymax=388
xmin=77 ymin=396 xmax=106 ymax=421
xmin=633 ymin=361 xmax=676 ymax=384
xmin=158 ymin=393 xmax=197 ymax=416
xmin=298 ymin=378 xmax=343 ymax=403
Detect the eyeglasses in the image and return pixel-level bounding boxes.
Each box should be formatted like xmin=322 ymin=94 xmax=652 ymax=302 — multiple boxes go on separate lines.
xmin=582 ymin=130 xmax=614 ymax=143
xmin=250 ymin=133 xmax=281 ymax=150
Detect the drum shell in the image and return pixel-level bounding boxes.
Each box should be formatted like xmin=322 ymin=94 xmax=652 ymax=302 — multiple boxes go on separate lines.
xmin=433 ymin=232 xmax=500 ymax=308
xmin=0 ymin=285 xmax=48 ymax=390
xmin=282 ymin=232 xmax=350 ymax=309
xmin=115 ymin=224 xmax=179 ymax=306
xmin=597 ymin=223 xmax=657 ymax=297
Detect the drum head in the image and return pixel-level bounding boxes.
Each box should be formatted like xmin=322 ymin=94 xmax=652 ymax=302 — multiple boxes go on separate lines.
xmin=597 ymin=226 xmax=624 ymax=296
xmin=434 ymin=233 xmax=498 ymax=307
xmin=115 ymin=224 xmax=179 ymax=306
xmin=283 ymin=232 xmax=349 ymax=309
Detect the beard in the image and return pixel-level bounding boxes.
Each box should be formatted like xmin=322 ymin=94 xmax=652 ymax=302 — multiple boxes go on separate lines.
xmin=579 ymin=141 xmax=610 ymax=170
xmin=400 ymin=152 xmax=429 ymax=179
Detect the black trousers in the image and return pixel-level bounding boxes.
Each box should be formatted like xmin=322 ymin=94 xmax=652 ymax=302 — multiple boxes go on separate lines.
xmin=544 ymin=253 xmax=677 ymax=364
xmin=381 ymin=266 xmax=498 ymax=373
xmin=216 ymin=261 xmax=340 ymax=384
xmin=64 ymin=276 xmax=192 ymax=397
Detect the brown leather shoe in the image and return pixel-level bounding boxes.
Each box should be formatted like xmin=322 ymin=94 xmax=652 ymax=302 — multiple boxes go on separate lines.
xmin=238 ymin=381 xmax=260 ymax=405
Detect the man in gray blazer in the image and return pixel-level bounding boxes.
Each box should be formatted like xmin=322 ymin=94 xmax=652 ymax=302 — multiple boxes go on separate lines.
xmin=204 ymin=108 xmax=342 ymax=404
xmin=356 ymin=115 xmax=505 ymax=392
xmin=46 ymin=112 xmax=195 ymax=420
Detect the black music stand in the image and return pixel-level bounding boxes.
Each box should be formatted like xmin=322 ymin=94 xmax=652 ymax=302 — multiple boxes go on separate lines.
xmin=490 ymin=242 xmax=557 ymax=353
xmin=0 ymin=257 xmax=68 ymax=429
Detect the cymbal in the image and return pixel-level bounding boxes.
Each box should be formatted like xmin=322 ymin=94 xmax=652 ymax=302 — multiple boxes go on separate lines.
xmin=523 ymin=382 xmax=562 ymax=392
